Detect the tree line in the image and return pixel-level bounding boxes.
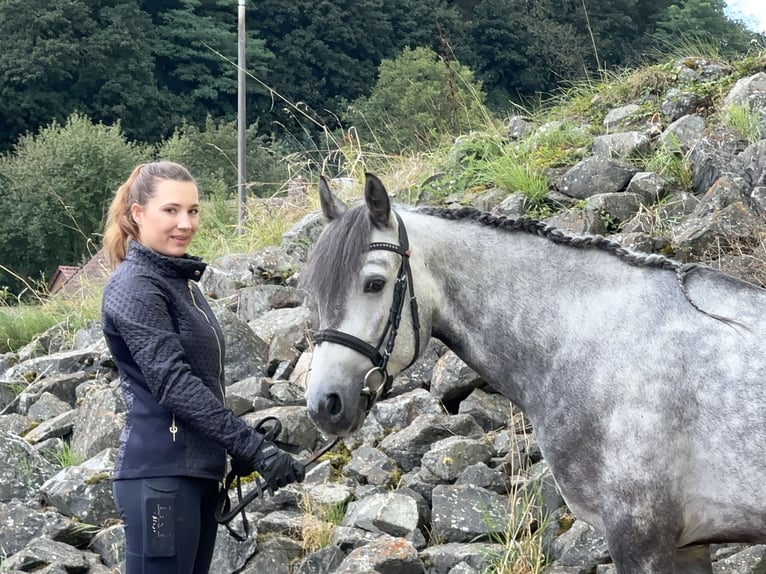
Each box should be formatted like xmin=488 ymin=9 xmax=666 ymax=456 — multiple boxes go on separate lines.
xmin=0 ymin=0 xmax=759 ymax=152
xmin=0 ymin=0 xmax=762 ymax=296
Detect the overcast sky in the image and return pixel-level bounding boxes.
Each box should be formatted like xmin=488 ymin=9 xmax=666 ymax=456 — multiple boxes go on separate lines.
xmin=726 ymin=0 xmax=766 ymax=33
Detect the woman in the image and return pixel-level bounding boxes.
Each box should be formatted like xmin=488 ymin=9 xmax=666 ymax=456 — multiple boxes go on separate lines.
xmin=101 ymin=161 xmax=304 ymax=574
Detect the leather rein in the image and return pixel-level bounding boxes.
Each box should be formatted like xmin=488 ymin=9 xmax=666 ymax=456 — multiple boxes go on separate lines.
xmin=216 ymin=416 xmax=339 ymax=541
xmin=312 ymin=210 xmax=421 ymax=413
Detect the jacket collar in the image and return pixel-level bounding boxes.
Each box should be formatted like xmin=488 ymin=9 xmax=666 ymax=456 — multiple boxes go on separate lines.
xmin=126 ymin=240 xmax=207 ymax=281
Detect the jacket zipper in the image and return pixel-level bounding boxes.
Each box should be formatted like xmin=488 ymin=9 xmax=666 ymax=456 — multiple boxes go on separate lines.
xmin=166 ymin=281 xmax=225 ymax=444
xmin=188 ymin=280 xmax=229 ymax=489
xmin=187 ymin=280 xmax=225 ymax=397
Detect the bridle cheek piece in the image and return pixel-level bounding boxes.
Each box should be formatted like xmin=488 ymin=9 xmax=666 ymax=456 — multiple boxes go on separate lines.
xmin=312 ymin=211 xmax=421 ymax=413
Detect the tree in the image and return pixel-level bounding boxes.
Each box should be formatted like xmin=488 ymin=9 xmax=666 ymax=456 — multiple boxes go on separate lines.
xmin=346 ymin=47 xmax=490 ymax=153
xmin=648 ymin=0 xmax=756 ymax=55
xmin=144 ymin=0 xmax=275 ymax=130
xmin=467 ymin=0 xmax=594 ymax=105
xmin=0 ymin=0 xmax=275 ymax=150
xmin=0 ymin=114 xmax=146 ymax=284
xmin=0 ymin=0 xmax=160 ymax=150
xmin=247 ymin=0 xmax=469 ymax=136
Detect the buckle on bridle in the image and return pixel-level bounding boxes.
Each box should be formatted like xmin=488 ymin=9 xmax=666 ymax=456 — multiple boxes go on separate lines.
xmin=362 ymin=365 xmax=387 ymax=398
xmin=361 ymin=365 xmax=393 ymax=413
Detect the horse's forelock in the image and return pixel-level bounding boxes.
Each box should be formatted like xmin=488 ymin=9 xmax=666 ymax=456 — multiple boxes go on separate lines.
xmin=300 ymin=205 xmax=373 ymax=322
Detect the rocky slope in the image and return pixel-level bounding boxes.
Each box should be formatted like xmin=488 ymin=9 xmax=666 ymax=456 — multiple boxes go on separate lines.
xmin=2 ymin=56 xmax=766 ymax=573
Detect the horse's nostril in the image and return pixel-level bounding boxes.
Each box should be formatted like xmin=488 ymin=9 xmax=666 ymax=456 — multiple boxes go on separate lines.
xmin=326 ymin=393 xmax=342 ymax=417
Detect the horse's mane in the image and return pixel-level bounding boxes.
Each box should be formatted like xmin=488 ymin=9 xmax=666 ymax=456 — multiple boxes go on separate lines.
xmin=419 ymin=205 xmax=687 ymax=272
xmin=300 ymin=205 xmax=373 ymax=322
xmin=300 ymin=202 xmax=744 ymax=325
xmin=419 ymin=205 xmax=749 ymax=326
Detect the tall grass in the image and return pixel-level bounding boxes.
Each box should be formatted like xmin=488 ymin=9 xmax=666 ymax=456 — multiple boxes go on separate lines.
xmin=54 ymin=440 xmax=83 ymax=469
xmin=486 ymin=481 xmax=552 ymax=574
xmin=0 ymin=264 xmax=102 ymax=354
xmin=300 ymin=495 xmax=347 ymax=553
xmin=643 ymin=133 xmax=695 ymax=193
xmin=192 ymin=193 xmax=319 ymax=261
xmin=721 ymin=103 xmax=763 ymax=144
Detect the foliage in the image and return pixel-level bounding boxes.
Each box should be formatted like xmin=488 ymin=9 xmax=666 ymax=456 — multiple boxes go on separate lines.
xmin=643 ymin=134 xmax=695 ymax=193
xmin=247 ymin=0 xmax=468 ymax=136
xmin=145 ymin=0 xmax=274 ymax=131
xmin=156 ymin=117 xmax=296 ymax=199
xmin=465 ymin=0 xmax=595 ymax=107
xmin=0 ymin=0 xmax=759 ymax=153
xmin=484 ymin=435 xmax=553 ymax=574
xmin=721 ymin=103 xmax=764 ymax=144
xmin=0 ymin=270 xmax=101 ymax=354
xmin=0 ymin=113 xmax=146 ymax=287
xmin=54 ymin=441 xmax=83 ymax=469
xmin=345 ymin=47 xmax=492 ymax=153
xmin=168 ymin=192 xmax=318 ymax=273
xmin=0 ymin=305 xmax=61 ymax=354
xmin=0 ymin=0 xmax=274 ymax=151
xmin=416 ymin=120 xmax=590 ymax=212
xmin=300 ymin=494 xmax=347 ymax=553
xmin=649 ymin=0 xmax=757 ymax=57
xmin=0 ymin=0 xmax=161 ymax=149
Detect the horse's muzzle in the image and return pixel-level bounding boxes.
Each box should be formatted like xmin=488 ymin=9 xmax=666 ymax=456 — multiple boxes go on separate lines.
xmin=306 ymin=389 xmax=366 ymax=436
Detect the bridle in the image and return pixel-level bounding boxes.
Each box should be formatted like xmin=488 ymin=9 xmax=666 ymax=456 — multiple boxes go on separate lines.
xmin=217 ymin=212 xmax=419 ymax=540
xmin=312 ymin=211 xmax=421 ymax=413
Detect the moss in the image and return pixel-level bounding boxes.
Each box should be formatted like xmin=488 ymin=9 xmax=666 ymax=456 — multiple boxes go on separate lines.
xmin=84 ymin=471 xmax=111 ymax=485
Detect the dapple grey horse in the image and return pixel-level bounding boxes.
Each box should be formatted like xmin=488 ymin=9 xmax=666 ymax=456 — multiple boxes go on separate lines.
xmin=300 ymin=172 xmax=766 ymax=574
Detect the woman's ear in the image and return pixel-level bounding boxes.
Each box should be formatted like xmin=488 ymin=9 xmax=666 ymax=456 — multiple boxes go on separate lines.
xmin=130 ymin=203 xmax=143 ymax=226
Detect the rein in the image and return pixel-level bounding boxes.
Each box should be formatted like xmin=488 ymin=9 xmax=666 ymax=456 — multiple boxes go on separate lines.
xmin=216 ymin=417 xmax=339 ymax=541
xmin=312 ymin=211 xmax=421 ymax=412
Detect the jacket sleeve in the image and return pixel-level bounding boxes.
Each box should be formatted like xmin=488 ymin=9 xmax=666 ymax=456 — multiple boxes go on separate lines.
xmin=102 ymin=273 xmax=264 ymax=462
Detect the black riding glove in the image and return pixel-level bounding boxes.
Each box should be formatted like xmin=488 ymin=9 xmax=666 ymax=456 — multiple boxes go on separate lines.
xmin=255 ymin=440 xmax=306 ymax=491
xmin=232 ymin=439 xmax=305 ymax=491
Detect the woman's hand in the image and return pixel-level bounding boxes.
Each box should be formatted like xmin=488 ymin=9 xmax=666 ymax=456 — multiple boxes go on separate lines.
xmin=232 ymin=440 xmax=305 ymax=491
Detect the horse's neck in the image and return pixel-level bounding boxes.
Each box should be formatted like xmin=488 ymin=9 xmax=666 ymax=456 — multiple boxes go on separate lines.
xmin=407 ymin=212 xmax=644 ymax=408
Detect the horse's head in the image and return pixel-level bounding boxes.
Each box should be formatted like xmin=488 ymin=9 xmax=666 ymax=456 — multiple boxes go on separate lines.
xmin=300 ymin=173 xmax=424 ymax=436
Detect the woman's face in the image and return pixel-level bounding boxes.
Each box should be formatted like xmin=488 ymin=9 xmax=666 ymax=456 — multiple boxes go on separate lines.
xmin=131 ymin=178 xmax=200 ymax=257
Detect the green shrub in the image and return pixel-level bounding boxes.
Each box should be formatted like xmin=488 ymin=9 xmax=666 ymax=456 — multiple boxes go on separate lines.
xmin=345 ymin=47 xmax=494 ymax=154
xmin=0 ymin=113 xmax=146 ymax=288
xmin=156 ymin=116 xmax=295 ymax=199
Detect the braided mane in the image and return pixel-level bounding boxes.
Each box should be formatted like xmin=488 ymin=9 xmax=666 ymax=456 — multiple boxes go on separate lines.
xmin=415 ymin=205 xmax=745 ymax=324
xmin=302 ymin=201 xmax=740 ymax=326
xmin=418 ymin=205 xmax=688 ymax=272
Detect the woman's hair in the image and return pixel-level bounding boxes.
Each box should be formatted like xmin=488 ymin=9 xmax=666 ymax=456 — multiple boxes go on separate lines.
xmin=103 ymin=161 xmax=196 ymax=267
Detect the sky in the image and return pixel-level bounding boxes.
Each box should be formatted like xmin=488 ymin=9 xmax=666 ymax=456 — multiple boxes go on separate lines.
xmin=725 ymin=0 xmax=766 ymax=34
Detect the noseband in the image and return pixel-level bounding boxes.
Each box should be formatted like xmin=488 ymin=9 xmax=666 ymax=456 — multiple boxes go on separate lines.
xmin=312 ymin=211 xmax=421 ymax=413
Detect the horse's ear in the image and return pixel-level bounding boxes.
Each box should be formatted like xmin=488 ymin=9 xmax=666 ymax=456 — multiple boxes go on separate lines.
xmin=364 ymin=173 xmax=390 ymax=228
xmin=318 ymin=176 xmax=348 ymax=221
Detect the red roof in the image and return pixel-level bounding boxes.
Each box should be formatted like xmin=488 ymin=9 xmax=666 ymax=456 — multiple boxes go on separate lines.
xmin=47 ymin=265 xmax=81 ymax=293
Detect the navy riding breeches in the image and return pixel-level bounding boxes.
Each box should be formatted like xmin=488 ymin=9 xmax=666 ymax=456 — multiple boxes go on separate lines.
xmin=113 ymin=476 xmax=220 ymax=574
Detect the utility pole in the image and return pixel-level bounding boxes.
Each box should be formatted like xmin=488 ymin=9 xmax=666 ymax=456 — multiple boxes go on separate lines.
xmin=237 ymin=0 xmax=246 ymax=233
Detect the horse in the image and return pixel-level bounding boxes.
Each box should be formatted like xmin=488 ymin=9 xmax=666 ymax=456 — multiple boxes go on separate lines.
xmin=299 ymin=172 xmax=766 ymax=574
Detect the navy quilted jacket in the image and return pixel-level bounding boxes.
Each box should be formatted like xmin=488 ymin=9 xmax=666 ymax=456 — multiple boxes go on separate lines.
xmin=102 ymin=241 xmax=264 ymax=481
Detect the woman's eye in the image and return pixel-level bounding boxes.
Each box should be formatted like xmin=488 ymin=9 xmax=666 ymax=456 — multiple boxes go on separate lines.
xmin=364 ymin=278 xmax=385 ymax=293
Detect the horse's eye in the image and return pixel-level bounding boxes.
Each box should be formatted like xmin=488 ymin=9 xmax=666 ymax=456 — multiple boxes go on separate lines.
xmin=364 ymin=278 xmax=386 ymax=293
